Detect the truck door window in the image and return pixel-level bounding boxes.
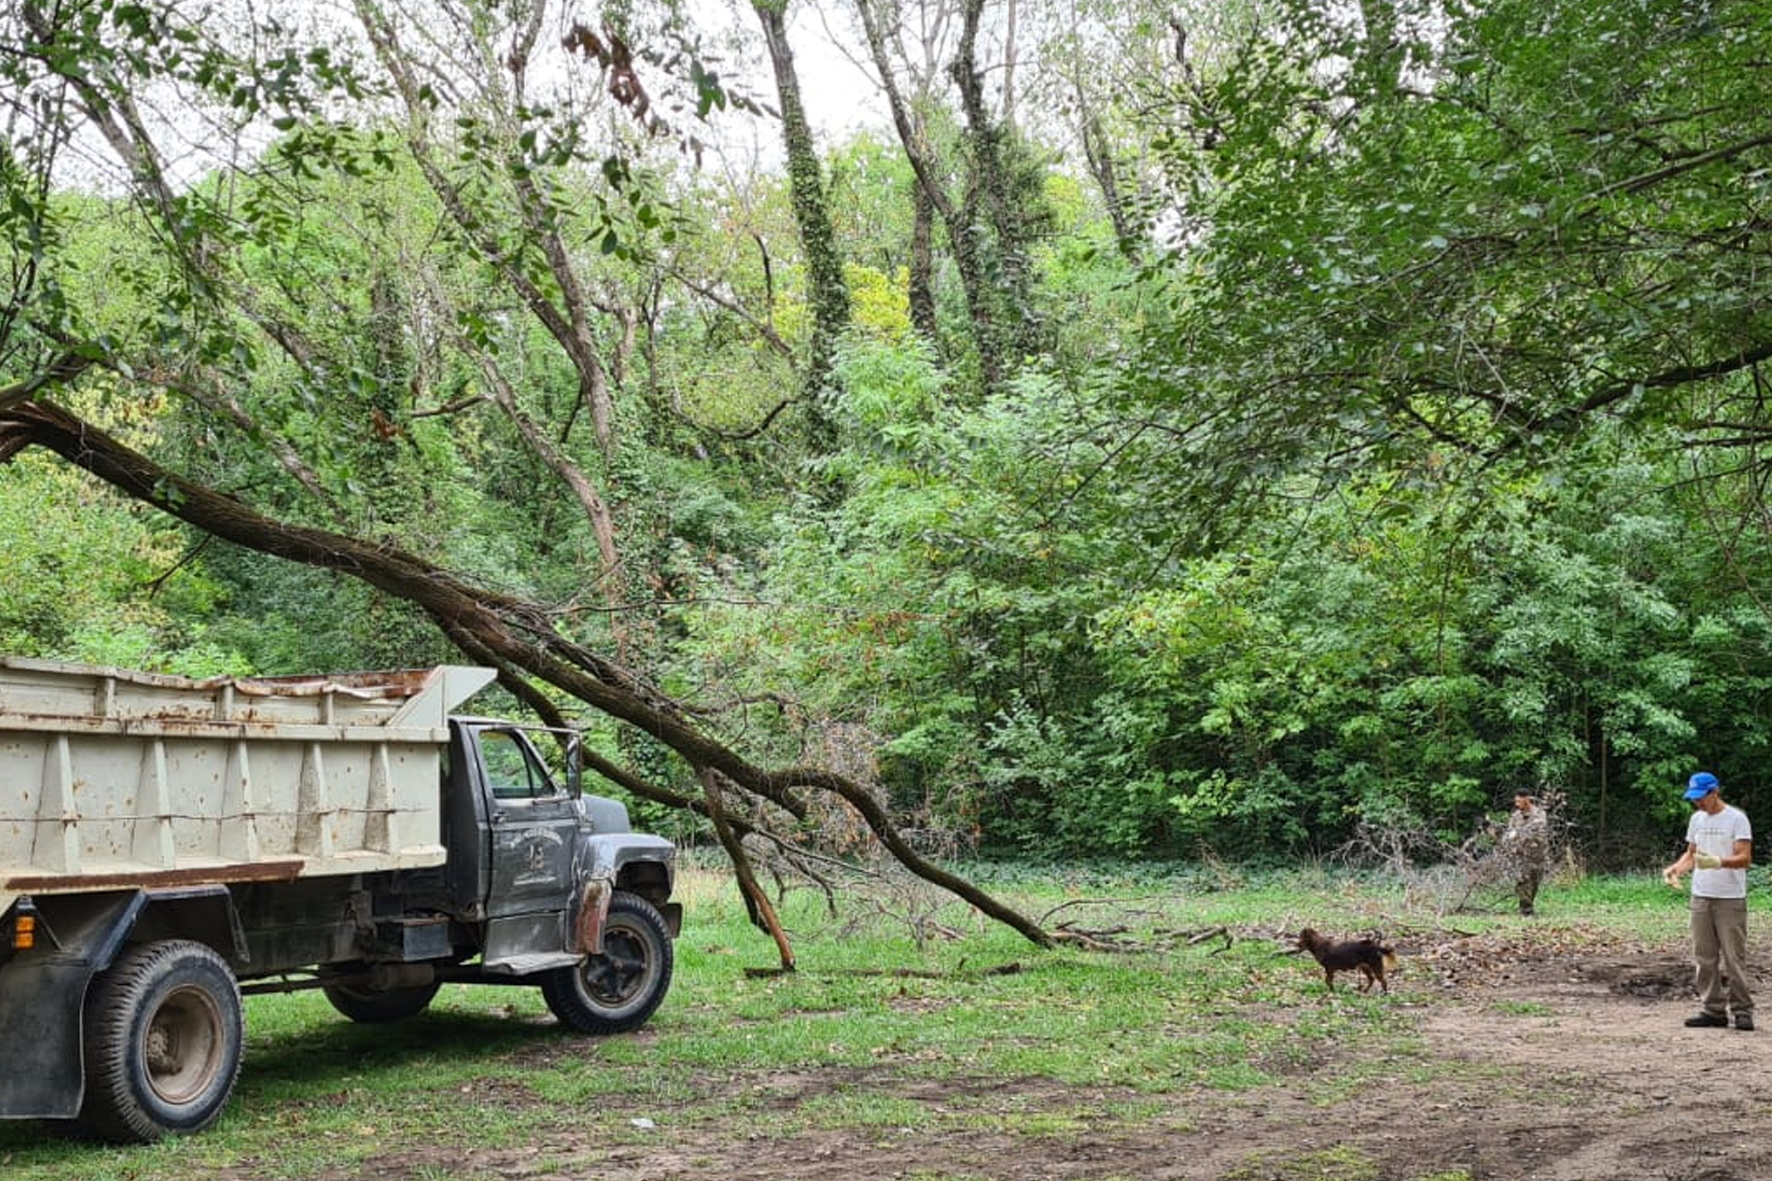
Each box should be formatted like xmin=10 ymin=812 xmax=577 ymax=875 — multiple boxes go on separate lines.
xmin=480 ymin=729 xmax=559 ymax=801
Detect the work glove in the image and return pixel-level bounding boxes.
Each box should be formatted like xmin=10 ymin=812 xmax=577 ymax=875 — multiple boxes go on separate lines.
xmin=1694 ymin=851 xmax=1723 ymax=870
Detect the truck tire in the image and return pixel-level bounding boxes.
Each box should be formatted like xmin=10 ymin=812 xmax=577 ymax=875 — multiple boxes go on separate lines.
xmin=79 ymin=940 xmax=244 ymax=1143
xmin=541 ymin=891 xmax=674 ymax=1034
xmin=322 ymin=976 xmax=442 ymax=1023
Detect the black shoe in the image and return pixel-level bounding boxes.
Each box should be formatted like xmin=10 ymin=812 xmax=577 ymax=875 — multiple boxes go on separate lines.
xmin=1737 ymin=1014 xmax=1755 ymax=1032
xmin=1686 ymin=1012 xmax=1729 ymax=1028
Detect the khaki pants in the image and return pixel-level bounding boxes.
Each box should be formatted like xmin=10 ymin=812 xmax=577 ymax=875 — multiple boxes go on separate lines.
xmin=1691 ymin=895 xmax=1753 ymax=1017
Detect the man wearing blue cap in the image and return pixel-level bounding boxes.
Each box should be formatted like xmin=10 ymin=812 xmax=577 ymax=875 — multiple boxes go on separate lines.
xmin=1662 ymin=771 xmax=1754 ymax=1030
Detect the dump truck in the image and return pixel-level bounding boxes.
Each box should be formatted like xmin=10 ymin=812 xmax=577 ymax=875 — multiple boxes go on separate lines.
xmin=0 ymin=657 xmax=680 ymax=1141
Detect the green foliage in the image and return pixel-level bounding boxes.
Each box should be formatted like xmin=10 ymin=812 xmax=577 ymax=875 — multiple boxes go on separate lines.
xmin=1139 ymin=0 xmax=1772 ymax=489
xmin=0 ymin=452 xmax=247 ymax=674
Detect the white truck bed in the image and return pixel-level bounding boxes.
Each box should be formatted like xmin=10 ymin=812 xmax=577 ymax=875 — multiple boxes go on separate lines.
xmin=0 ymin=659 xmax=495 ymax=915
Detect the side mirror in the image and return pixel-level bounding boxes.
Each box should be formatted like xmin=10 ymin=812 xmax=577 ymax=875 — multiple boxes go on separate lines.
xmin=563 ymin=733 xmax=583 ymax=797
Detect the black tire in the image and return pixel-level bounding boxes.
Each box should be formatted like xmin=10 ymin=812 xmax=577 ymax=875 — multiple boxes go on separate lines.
xmin=541 ymin=891 xmax=674 ymax=1034
xmin=79 ymin=940 xmax=244 ymax=1143
xmin=322 ymin=976 xmax=442 ymax=1024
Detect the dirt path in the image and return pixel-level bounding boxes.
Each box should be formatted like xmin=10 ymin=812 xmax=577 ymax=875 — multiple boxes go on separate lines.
xmin=1355 ymin=933 xmax=1770 ymax=1181
xmin=317 ymin=928 xmax=1771 ymax=1181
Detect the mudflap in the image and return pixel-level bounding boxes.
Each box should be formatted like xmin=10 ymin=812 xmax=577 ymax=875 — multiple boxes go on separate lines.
xmin=0 ymin=958 xmax=91 ymax=1118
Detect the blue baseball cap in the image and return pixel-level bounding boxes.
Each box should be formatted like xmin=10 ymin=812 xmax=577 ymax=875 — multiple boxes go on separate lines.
xmin=1685 ymin=772 xmax=1721 ymax=800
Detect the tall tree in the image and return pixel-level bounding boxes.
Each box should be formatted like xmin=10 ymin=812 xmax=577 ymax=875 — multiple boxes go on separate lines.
xmin=852 ymin=0 xmax=1052 ymax=391
xmin=351 ymin=0 xmax=641 ymax=643
xmin=752 ymin=0 xmax=852 ymax=430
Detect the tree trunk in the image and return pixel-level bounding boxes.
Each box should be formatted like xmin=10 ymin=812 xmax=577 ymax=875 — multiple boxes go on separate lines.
xmin=855 ymin=0 xmax=1005 ymax=391
xmin=1081 ymin=108 xmax=1138 ymax=259
xmin=754 ymin=0 xmax=851 ymax=438
xmin=910 ymin=184 xmax=939 ymax=342
xmin=951 ymin=0 xmax=1035 ymax=367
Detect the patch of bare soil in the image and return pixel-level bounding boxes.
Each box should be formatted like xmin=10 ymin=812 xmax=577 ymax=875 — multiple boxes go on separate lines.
xmin=315 ymin=924 xmax=1772 ymax=1181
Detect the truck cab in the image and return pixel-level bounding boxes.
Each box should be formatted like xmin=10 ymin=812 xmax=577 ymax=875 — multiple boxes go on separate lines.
xmin=446 ymin=719 xmax=676 ymax=959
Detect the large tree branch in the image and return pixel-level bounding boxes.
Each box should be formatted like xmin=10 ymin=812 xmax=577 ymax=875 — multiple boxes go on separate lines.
xmin=0 ymin=398 xmax=1054 ymax=949
xmin=1586 ymin=131 xmax=1772 ymax=203
xmin=1564 ymin=341 xmax=1772 ymax=421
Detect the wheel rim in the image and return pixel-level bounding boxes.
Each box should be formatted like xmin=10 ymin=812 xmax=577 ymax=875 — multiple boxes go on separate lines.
xmin=143 ymin=986 xmax=224 ymax=1106
xmin=583 ymin=926 xmax=652 ymax=1006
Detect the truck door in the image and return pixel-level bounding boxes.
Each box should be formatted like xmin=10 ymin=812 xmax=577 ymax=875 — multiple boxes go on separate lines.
xmin=477 ymin=728 xmax=578 ymax=927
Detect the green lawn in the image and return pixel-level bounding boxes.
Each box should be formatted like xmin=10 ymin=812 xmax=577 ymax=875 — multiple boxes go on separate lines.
xmin=0 ymin=863 xmax=1694 ymax=1179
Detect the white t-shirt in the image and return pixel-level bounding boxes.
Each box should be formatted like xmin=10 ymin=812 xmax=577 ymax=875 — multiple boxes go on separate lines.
xmin=1688 ymin=803 xmax=1753 ymax=900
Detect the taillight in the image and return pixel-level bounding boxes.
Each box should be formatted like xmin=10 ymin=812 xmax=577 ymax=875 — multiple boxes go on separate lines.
xmin=10 ymin=906 xmax=37 ymax=951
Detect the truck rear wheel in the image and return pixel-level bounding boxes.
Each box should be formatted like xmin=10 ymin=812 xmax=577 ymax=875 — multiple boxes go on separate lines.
xmin=323 ymin=976 xmax=442 ymax=1023
xmin=541 ymin=891 xmax=674 ymax=1034
xmin=80 ymin=940 xmax=244 ymax=1143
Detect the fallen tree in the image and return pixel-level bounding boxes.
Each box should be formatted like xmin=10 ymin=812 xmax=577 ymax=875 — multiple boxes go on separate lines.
xmin=0 ymin=398 xmax=1056 ymax=957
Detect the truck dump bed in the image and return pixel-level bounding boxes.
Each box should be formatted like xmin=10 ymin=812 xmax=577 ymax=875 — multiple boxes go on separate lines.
xmin=0 ymin=659 xmax=495 ymax=916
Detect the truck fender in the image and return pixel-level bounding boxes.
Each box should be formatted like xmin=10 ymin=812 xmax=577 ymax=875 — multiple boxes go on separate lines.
xmin=571 ymin=876 xmax=681 ymax=955
xmin=569 ymin=834 xmax=677 ymax=955
xmin=29 ymin=886 xmax=245 ymax=974
xmin=571 ymin=877 xmax=613 ymax=956
xmin=105 ymin=887 xmax=248 ymax=966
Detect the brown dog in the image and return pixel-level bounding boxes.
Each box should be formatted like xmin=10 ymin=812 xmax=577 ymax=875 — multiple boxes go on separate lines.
xmin=1295 ymin=928 xmax=1398 ymax=994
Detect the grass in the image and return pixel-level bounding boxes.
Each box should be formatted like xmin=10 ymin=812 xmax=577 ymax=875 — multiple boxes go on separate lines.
xmin=0 ymin=863 xmax=1699 ymax=1179
xmin=1223 ymin=1144 xmax=1380 ymax=1180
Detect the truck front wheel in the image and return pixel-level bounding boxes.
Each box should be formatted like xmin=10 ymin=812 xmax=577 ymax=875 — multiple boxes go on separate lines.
xmin=541 ymin=891 xmax=674 ymax=1034
xmin=80 ymin=940 xmax=244 ymax=1142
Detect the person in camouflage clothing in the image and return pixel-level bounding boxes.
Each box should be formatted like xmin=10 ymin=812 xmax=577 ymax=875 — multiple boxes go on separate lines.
xmin=1501 ymin=791 xmax=1550 ymax=916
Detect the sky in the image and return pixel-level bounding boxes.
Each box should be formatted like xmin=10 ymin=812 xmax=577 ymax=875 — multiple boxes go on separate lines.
xmin=694 ymin=0 xmax=891 ymax=165
xmin=28 ymin=0 xmax=894 ymax=196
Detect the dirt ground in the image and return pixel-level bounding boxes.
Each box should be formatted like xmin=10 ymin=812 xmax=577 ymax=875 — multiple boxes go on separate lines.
xmin=317 ymin=925 xmax=1772 ymax=1181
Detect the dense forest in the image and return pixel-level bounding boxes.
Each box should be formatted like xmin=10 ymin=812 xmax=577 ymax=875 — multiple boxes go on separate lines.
xmin=4 ymin=0 xmax=1772 ymax=871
